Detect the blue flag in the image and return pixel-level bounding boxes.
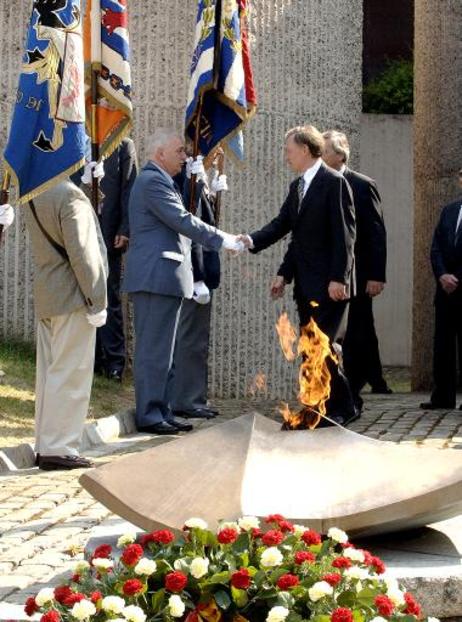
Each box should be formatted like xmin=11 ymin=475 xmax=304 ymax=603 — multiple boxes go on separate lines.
xmin=185 ymin=0 xmax=257 ymax=159
xmin=4 ymin=0 xmax=86 ymax=203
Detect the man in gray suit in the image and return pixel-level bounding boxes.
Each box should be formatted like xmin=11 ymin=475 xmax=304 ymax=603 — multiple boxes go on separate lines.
xmin=123 ymin=128 xmax=243 ymax=435
xmin=25 ymin=180 xmax=108 ymax=470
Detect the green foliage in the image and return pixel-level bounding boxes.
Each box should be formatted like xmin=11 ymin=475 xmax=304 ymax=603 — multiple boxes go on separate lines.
xmin=363 ymin=60 xmax=414 ymax=114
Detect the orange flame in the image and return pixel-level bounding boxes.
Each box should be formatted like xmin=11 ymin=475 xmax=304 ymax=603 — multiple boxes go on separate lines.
xmin=276 ymin=310 xmax=337 ymax=430
xmin=248 ymin=372 xmax=267 ymax=397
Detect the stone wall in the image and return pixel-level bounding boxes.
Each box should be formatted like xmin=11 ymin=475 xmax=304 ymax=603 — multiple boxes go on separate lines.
xmin=0 ymin=0 xmax=363 ymax=399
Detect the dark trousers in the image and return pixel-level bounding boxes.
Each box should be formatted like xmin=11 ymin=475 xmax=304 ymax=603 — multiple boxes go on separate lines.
xmin=95 ymin=253 xmax=125 ymax=374
xmin=430 ymin=288 xmax=462 ymax=407
xmin=296 ymin=297 xmax=355 ymax=418
xmin=343 ymin=295 xmax=386 ymax=406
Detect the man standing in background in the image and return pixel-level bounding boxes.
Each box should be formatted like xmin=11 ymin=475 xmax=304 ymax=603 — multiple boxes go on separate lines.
xmin=322 ymin=130 xmax=389 ymax=414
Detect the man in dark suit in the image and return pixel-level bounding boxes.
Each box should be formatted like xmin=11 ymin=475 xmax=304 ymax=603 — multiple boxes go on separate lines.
xmin=95 ymin=137 xmax=137 ymax=382
xmin=123 ymin=128 xmax=244 ymax=435
xmin=239 ymin=125 xmax=357 ymax=425
xmin=421 ymin=170 xmax=462 ymax=410
xmin=322 ymin=130 xmax=390 ymax=413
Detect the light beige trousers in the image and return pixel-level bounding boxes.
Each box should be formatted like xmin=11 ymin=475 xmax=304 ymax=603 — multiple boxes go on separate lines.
xmin=35 ymin=309 xmax=96 ymax=456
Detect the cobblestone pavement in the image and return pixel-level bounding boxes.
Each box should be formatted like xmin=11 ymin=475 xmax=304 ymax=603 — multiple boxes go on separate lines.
xmin=1 ymin=392 xmax=462 ymax=610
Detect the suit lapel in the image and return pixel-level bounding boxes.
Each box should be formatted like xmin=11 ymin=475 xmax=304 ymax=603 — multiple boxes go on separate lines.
xmin=297 ymin=165 xmax=326 ymax=216
xmin=448 ymin=204 xmax=460 ymax=246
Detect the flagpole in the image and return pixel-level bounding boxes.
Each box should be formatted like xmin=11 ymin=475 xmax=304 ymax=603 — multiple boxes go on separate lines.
xmin=90 ymin=68 xmax=100 ymax=213
xmin=188 ymin=93 xmax=203 ymax=216
xmin=213 ymin=150 xmax=224 ymax=226
xmin=0 ymin=172 xmax=11 ymax=244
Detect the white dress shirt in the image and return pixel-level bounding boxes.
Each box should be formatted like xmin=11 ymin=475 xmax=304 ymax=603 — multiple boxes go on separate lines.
xmin=339 ymin=164 xmax=347 ymax=175
xmin=300 ymin=158 xmax=323 ymax=197
xmin=456 ymin=204 xmax=462 ymax=235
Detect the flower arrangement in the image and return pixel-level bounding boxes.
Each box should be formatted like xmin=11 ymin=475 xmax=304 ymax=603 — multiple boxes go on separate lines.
xmin=25 ymin=515 xmax=437 ymax=622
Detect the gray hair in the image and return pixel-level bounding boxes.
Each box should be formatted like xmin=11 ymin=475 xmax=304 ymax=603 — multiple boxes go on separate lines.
xmin=323 ymin=130 xmax=350 ymax=164
xmin=146 ymin=128 xmax=182 ymax=154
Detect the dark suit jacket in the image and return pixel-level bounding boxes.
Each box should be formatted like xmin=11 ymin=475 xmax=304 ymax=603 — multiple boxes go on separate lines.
xmin=431 ymin=199 xmax=462 ymax=284
xmin=251 ymin=162 xmax=356 ymax=304
xmin=343 ymin=167 xmax=386 ymax=291
xmin=175 ymin=169 xmax=221 ymax=290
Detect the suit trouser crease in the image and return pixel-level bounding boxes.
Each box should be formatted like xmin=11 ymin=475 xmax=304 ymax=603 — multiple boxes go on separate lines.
xmin=296 ymin=298 xmax=355 ymax=418
xmin=132 ymin=292 xmax=182 ymax=427
xmin=35 ymin=309 xmax=96 ymax=456
xmin=96 ymin=253 xmax=125 ymax=373
xmin=168 ymin=297 xmax=212 ymax=411
xmin=431 ymin=290 xmax=462 ymax=406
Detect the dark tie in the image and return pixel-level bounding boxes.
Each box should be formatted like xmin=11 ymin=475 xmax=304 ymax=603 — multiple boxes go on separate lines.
xmin=455 ymin=207 xmax=462 ymax=247
xmin=297 ymin=177 xmax=305 ymax=210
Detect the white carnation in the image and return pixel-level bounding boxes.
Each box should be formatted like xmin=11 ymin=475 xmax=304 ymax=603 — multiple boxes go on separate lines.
xmin=91 ymin=557 xmax=114 ymax=571
xmin=427 ymin=618 xmax=440 ymax=622
xmin=343 ymin=547 xmax=365 ymax=563
xmin=123 ymin=605 xmax=147 ymax=622
xmin=169 ymin=595 xmax=186 ymax=618
xmin=344 ymin=566 xmax=370 ymax=580
xmin=73 ymin=560 xmax=90 ymax=574
xmin=370 ymin=618 xmax=388 ymax=622
xmin=266 ymin=606 xmax=289 ymax=622
xmin=190 ymin=557 xmax=209 ymax=579
xmin=71 ymin=600 xmax=96 ymax=621
xmin=35 ymin=588 xmax=55 ymax=607
xmin=102 ymin=596 xmax=126 ymax=615
xmin=327 ymin=527 xmax=349 ymax=544
xmin=308 ymin=581 xmax=334 ymax=602
xmin=117 ymin=531 xmax=137 ymax=547
xmin=293 ymin=524 xmax=307 ymax=537
xmin=388 ymin=587 xmax=406 ymax=606
xmin=184 ymin=518 xmax=208 ymax=530
xmin=238 ymin=516 xmax=260 ymax=531
xmin=219 ymin=521 xmax=240 ymax=531
xmin=261 ymin=546 xmax=283 ymax=567
xmin=134 ymin=558 xmax=157 ymax=576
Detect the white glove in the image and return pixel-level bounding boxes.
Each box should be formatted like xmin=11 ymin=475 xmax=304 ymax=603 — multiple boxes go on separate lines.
xmin=211 ymin=174 xmax=228 ymax=193
xmin=221 ymin=234 xmax=246 ymax=253
xmin=0 ymin=204 xmax=15 ymax=229
xmin=193 ymin=281 xmax=211 ymax=305
xmin=86 ymin=309 xmax=107 ymax=328
xmin=185 ymin=156 xmax=206 ymax=180
xmin=81 ymin=160 xmax=105 ymax=185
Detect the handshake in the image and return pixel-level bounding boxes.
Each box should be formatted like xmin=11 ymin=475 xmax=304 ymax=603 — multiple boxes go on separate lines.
xmin=221 ymin=233 xmax=254 ymax=255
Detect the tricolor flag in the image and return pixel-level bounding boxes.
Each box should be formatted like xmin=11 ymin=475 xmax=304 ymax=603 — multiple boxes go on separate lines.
xmin=4 ymin=0 xmax=86 ymax=203
xmin=83 ymin=0 xmax=133 ymax=158
xmin=185 ymin=0 xmax=257 ymax=159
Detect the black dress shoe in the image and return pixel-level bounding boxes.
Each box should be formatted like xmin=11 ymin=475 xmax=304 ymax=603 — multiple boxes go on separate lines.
xmin=168 ymin=417 xmax=193 ymax=432
xmin=107 ymin=369 xmax=123 ymax=383
xmin=38 ymin=455 xmax=95 ymax=471
xmin=420 ymin=401 xmax=455 ymax=410
xmin=137 ymin=421 xmax=179 ymax=435
xmin=35 ymin=453 xmax=40 ymax=466
xmin=173 ymin=408 xmax=216 ymax=420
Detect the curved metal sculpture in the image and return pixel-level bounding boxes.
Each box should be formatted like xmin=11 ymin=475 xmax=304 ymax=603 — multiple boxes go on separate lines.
xmin=80 ymin=413 xmax=462 ymax=537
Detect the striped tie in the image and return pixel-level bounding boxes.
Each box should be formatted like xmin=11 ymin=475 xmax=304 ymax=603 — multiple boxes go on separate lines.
xmin=298 ymin=177 xmax=305 ymax=210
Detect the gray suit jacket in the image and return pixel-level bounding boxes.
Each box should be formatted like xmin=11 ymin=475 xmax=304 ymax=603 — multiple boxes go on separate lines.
xmin=123 ymin=162 xmax=224 ymax=299
xmin=25 ymin=180 xmax=108 ymax=320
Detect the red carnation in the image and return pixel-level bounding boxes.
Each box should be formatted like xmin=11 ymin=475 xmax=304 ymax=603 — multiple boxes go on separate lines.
xmin=54 ymin=586 xmax=73 ymax=604
xmin=404 ymin=593 xmax=422 ymax=617
xmin=370 ymin=555 xmax=386 ymax=574
xmin=332 ymin=557 xmax=352 ymax=569
xmin=301 ymin=529 xmax=322 ymax=546
xmin=24 ymin=597 xmax=38 ymax=617
xmin=265 ymin=514 xmax=285 ymax=524
xmin=40 ymin=612 xmax=61 ymax=622
xmin=217 ymin=528 xmax=238 ymax=544
xmin=71 ymin=574 xmax=80 ymax=584
xmin=142 ymin=529 xmax=175 ymax=545
xmin=294 ymin=551 xmax=316 ymax=565
xmin=63 ymin=593 xmax=85 ymax=607
xmin=331 ymin=608 xmax=354 ymax=622
xmin=251 ymin=528 xmax=262 ymax=539
xmin=165 ymin=571 xmax=188 ymax=593
xmin=123 ymin=579 xmax=144 ymax=596
xmin=262 ymin=530 xmax=284 ymax=547
xmin=277 ymin=574 xmax=300 ymax=590
xmin=374 ymin=595 xmax=395 ymax=617
xmin=231 ymin=568 xmax=251 ymax=590
xmin=322 ymin=573 xmax=342 ymax=587
xmin=278 ymin=520 xmax=295 ymax=533
xmin=121 ymin=543 xmax=144 ymax=567
xmin=90 ymin=591 xmax=102 ymax=605
xmin=92 ymin=544 xmax=112 ymax=559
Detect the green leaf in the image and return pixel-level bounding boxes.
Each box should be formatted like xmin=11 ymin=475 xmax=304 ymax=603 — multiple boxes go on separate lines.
xmin=276 ymin=591 xmax=295 ymax=608
xmin=231 ymin=586 xmax=249 ymax=608
xmin=336 ymin=590 xmax=357 ymax=607
xmin=286 ymin=614 xmax=303 ymax=622
xmin=270 ymin=568 xmax=291 ymax=582
xmin=356 ymin=587 xmax=377 ymax=606
xmin=253 ymin=570 xmax=266 ymax=587
xmin=352 ymin=610 xmax=364 ymax=622
xmin=151 ymin=588 xmax=165 ymax=614
xmin=214 ymin=589 xmax=232 ymax=610
xmin=232 ymin=533 xmax=250 ymax=554
xmin=311 ymin=616 xmax=330 ymax=622
xmin=207 ymin=571 xmax=231 ymax=585
xmin=317 ymin=540 xmax=331 ymax=559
